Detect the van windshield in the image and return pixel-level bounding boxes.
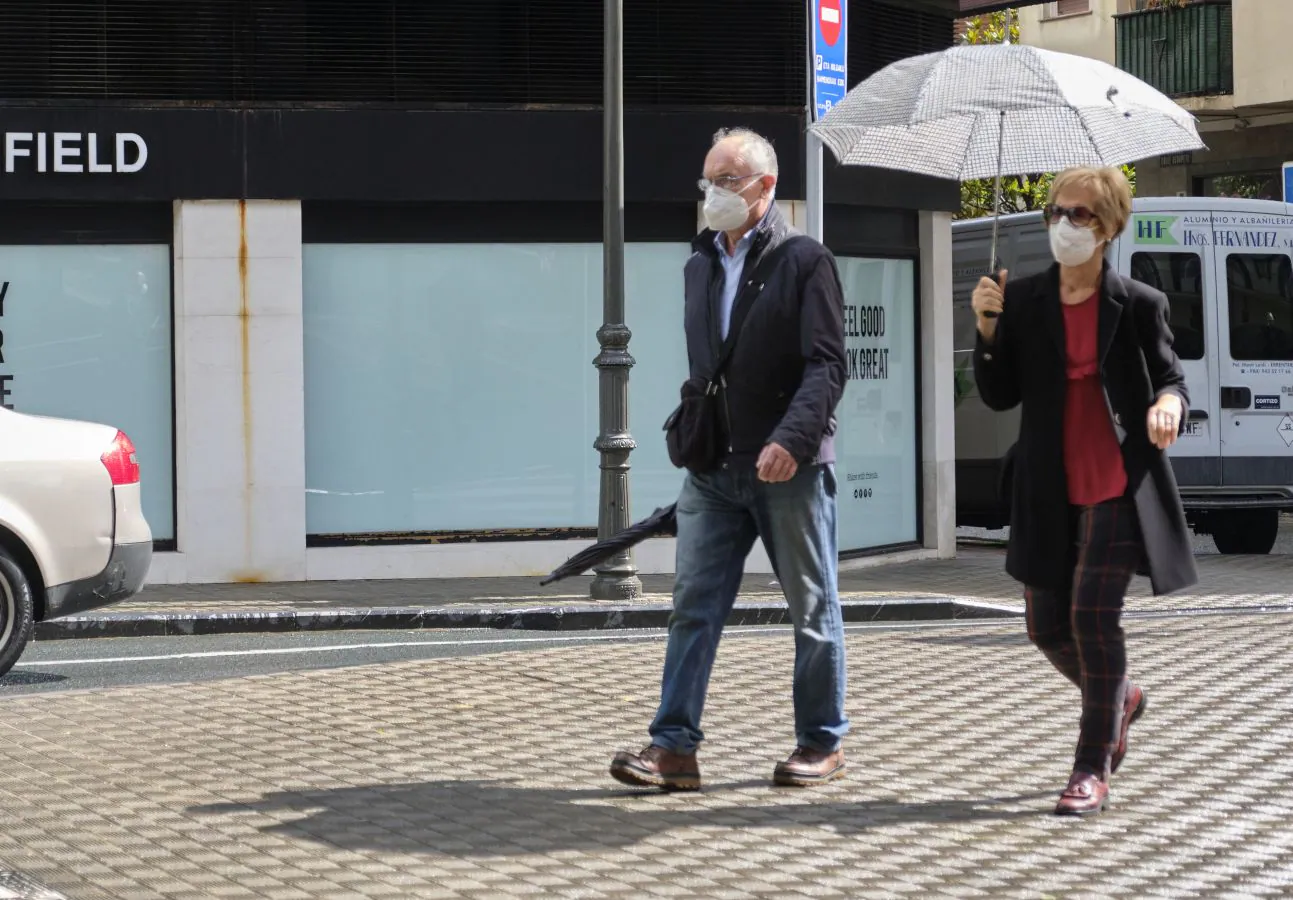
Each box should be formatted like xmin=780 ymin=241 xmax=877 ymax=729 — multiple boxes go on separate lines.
xmin=1227 ymin=253 xmax=1293 ymax=361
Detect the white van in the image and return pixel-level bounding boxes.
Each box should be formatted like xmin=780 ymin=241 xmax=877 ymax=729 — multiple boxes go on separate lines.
xmin=953 ymin=197 xmax=1293 ymax=554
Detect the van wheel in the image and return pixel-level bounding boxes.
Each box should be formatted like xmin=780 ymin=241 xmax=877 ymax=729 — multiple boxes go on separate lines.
xmin=1211 ymin=509 xmax=1280 ymax=555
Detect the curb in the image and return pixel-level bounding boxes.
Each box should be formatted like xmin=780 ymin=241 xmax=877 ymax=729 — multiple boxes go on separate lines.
xmin=34 ymin=596 xmax=1023 ymax=640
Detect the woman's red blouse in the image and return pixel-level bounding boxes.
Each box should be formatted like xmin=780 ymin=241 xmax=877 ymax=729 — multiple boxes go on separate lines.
xmin=1062 ymin=294 xmax=1128 ymax=506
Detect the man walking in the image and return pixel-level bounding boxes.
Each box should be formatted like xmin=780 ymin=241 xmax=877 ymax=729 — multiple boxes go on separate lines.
xmin=610 ymin=128 xmax=850 ymax=791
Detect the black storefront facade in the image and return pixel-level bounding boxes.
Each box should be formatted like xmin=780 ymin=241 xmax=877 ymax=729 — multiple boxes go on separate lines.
xmin=0 ymin=1 xmax=963 ymax=584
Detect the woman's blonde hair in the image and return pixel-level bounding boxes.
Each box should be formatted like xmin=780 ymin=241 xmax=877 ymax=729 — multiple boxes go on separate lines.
xmin=1047 ymin=166 xmax=1133 ymax=241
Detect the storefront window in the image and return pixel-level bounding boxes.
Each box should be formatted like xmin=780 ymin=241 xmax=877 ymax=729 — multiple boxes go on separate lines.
xmin=833 ymin=257 xmax=920 ymax=552
xmin=0 ymin=245 xmax=175 ymax=541
xmin=302 ymin=242 xmax=689 ymax=536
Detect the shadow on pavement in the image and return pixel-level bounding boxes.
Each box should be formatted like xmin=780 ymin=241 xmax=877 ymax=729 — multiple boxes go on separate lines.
xmin=192 ymin=779 xmax=1052 ymax=856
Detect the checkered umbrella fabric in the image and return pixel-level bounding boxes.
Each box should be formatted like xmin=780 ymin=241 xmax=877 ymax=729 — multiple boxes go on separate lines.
xmin=808 ymin=43 xmax=1205 ymax=180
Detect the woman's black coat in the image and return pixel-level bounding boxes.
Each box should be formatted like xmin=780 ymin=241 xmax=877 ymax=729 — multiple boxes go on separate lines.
xmin=973 ymin=262 xmax=1199 ymax=596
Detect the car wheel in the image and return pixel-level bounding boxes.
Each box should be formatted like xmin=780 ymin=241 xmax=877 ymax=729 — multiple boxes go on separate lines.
xmin=1212 ymin=509 xmax=1280 ymax=556
xmin=0 ymin=547 xmax=35 ymax=678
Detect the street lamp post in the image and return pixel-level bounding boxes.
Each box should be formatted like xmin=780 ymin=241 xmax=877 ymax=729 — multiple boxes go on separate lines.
xmin=590 ymin=0 xmax=643 ymax=601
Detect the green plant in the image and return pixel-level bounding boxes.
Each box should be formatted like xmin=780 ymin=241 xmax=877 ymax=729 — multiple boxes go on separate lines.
xmin=957 ymin=165 xmax=1138 ymax=221
xmin=1206 ymin=174 xmax=1277 ymax=200
xmin=961 ymin=9 xmax=1020 ymax=45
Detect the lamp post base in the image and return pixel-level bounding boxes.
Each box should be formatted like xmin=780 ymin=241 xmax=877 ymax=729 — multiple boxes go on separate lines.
xmin=590 ymin=567 xmax=644 ymax=601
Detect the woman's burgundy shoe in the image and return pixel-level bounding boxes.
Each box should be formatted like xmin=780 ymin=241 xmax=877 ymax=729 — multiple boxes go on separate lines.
xmin=1054 ymin=770 xmax=1109 ymax=816
xmin=1111 ymin=683 xmax=1147 ymax=775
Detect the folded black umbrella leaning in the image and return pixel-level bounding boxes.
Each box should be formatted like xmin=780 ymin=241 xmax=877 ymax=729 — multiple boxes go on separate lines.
xmin=539 ymin=504 xmax=678 ymax=586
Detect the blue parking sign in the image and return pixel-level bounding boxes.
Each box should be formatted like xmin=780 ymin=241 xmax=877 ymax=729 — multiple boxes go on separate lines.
xmin=1284 ymin=162 xmax=1293 ymax=203
xmin=811 ymin=0 xmax=848 ymax=122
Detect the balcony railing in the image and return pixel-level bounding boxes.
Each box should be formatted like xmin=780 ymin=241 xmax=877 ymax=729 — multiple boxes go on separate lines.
xmin=1116 ymin=0 xmax=1233 ymax=99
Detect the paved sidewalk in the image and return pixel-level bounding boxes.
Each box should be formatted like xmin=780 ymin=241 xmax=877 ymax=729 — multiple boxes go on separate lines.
xmin=36 ymin=544 xmax=1293 ymax=640
xmin=3 ymin=612 xmax=1293 ymax=897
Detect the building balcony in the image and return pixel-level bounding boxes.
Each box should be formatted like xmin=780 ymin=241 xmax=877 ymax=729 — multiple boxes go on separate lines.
xmin=1115 ymin=0 xmax=1233 ymax=100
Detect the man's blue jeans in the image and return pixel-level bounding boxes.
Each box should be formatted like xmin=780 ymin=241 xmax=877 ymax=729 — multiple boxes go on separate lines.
xmin=648 ymin=463 xmax=849 ymax=755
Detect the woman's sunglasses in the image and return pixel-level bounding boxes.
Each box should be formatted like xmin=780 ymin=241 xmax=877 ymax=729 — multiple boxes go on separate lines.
xmin=1044 ymin=204 xmax=1098 ymax=228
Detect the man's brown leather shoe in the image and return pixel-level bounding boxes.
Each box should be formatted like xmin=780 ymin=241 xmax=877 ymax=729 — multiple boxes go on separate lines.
xmin=609 ymin=745 xmax=700 ymax=791
xmin=773 ymin=746 xmax=846 ymax=787
xmin=1111 ymin=683 xmax=1147 ymax=775
xmin=1054 ymin=770 xmax=1109 ymax=816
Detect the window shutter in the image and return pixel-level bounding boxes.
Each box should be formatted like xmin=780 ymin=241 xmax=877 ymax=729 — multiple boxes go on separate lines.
xmin=1056 ymin=0 xmax=1091 ymax=15
xmin=0 ymin=0 xmax=954 ymax=106
xmin=852 ymin=1 xmax=955 ymax=84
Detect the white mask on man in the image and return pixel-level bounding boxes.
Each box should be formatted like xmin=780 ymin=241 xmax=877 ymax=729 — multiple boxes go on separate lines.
xmin=703 ymin=179 xmax=763 ymax=232
xmin=1048 ymin=218 xmax=1102 ymax=268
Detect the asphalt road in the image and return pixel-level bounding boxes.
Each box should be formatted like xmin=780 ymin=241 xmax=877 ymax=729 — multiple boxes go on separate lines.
xmin=7 ymin=606 xmax=1281 ymax=700
xmin=0 ymin=628 xmax=672 ymax=696
xmin=0 ymin=621 xmax=1037 ymax=698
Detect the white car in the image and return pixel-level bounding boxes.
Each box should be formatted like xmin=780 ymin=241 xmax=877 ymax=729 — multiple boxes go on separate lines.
xmin=0 ymin=406 xmax=152 ymax=676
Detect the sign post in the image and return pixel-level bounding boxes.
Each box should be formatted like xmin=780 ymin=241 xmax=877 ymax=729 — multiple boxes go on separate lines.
xmin=1283 ymin=162 xmax=1293 ymax=204
xmin=807 ymin=0 xmax=847 ymax=242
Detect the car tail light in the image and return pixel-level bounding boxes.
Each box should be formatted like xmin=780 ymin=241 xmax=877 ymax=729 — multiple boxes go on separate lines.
xmin=101 ymin=430 xmax=140 ymax=485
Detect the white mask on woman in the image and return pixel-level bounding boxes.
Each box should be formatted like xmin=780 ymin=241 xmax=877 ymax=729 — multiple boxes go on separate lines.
xmin=1049 ymin=218 xmax=1102 ymax=267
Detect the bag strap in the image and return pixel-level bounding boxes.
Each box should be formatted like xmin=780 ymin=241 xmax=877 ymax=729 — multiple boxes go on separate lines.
xmin=708 ymin=234 xmax=808 ymax=385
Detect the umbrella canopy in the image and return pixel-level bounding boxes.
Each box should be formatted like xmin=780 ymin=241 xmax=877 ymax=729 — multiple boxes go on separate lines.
xmin=539 ymin=504 xmax=678 ymax=586
xmin=808 ymin=43 xmax=1205 ymax=180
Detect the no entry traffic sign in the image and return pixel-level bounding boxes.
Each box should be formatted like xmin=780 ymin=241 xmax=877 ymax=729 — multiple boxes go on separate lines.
xmin=811 ymin=0 xmax=848 ymax=121
xmin=819 ymin=0 xmax=842 ymax=46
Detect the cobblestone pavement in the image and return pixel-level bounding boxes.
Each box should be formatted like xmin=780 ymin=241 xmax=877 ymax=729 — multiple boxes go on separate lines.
xmin=85 ymin=540 xmax=1293 ymax=621
xmin=3 ymin=614 xmax=1293 ymax=897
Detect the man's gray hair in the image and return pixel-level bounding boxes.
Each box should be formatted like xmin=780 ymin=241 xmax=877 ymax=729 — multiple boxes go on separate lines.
xmin=712 ymin=127 xmax=779 ymax=179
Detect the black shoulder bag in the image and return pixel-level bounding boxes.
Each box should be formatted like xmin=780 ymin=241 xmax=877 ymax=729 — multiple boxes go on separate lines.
xmin=664 ymin=236 xmax=805 ymax=474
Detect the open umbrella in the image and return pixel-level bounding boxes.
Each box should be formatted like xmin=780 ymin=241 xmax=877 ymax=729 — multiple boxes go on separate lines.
xmin=807 ymin=42 xmax=1206 ymax=307
xmin=539 ymin=504 xmax=678 ymax=586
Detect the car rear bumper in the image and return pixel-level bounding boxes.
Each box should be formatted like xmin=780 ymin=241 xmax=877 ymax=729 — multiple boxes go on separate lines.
xmin=43 ymin=540 xmax=152 ymax=620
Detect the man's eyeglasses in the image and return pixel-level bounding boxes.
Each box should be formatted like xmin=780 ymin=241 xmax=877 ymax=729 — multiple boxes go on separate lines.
xmin=1044 ymin=204 xmax=1098 ymax=228
xmin=698 ymin=172 xmax=764 ymax=193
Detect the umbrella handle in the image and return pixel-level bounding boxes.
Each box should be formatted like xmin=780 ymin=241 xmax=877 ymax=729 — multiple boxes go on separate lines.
xmin=983 ymin=213 xmax=1002 ymax=319
xmin=982 ymin=109 xmax=1007 ymax=320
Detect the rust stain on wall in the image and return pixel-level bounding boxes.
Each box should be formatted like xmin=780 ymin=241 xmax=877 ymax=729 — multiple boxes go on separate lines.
xmin=238 ymin=200 xmax=254 ymax=570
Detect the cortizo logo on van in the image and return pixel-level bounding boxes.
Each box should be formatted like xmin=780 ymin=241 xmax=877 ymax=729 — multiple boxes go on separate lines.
xmin=1255 ymin=395 xmax=1282 ymax=410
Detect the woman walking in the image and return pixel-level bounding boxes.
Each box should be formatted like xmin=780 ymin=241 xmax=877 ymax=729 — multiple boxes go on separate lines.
xmin=971 ymin=166 xmax=1198 ymax=816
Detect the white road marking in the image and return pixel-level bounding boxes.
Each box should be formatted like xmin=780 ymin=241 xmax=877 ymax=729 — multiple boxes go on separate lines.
xmin=16 ymin=620 xmax=1011 ymax=669
xmin=18 ymin=632 xmax=668 ymax=667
